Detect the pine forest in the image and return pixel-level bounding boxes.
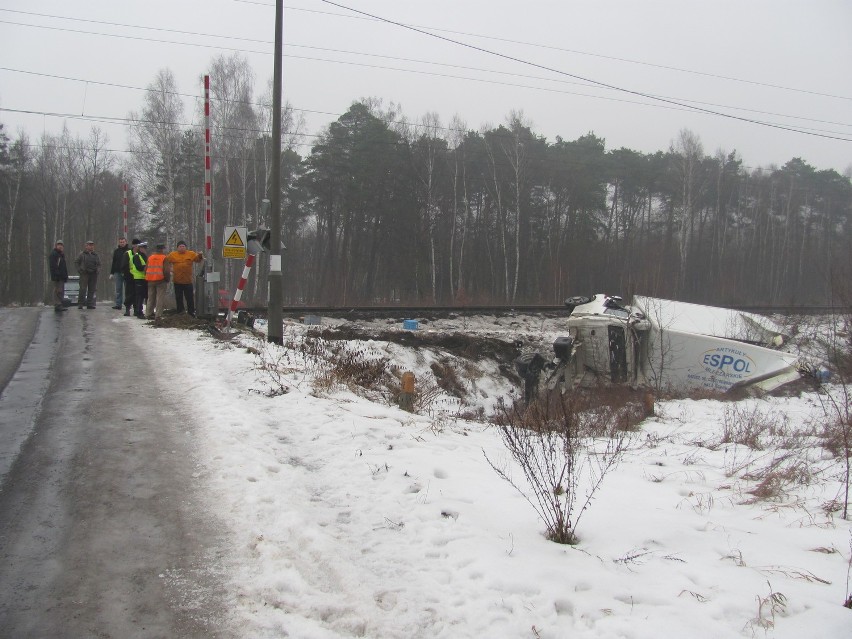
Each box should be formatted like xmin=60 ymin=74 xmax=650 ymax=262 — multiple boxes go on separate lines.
xmin=1 ymin=58 xmax=850 ymax=309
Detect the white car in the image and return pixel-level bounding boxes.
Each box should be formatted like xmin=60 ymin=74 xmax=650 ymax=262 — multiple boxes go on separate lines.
xmin=63 ymin=275 xmax=80 ymax=306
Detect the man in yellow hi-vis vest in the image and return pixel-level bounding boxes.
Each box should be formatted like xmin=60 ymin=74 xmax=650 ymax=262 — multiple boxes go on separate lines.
xmin=126 ymin=241 xmax=148 ymax=319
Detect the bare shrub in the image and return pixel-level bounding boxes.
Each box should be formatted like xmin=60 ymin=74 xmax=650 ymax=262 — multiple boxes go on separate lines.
xmin=821 ymin=416 xmax=852 ymax=458
xmin=806 ymin=279 xmax=852 ymax=517
xmin=584 ymin=386 xmax=655 ymax=431
xmin=720 ymin=404 xmax=786 ymax=450
xmin=533 ymin=385 xmax=654 ymax=432
xmin=250 ymin=337 xmax=301 ymax=396
xmin=484 ymin=392 xmax=632 ymax=545
xmin=817 ymin=392 xmax=852 ymax=520
xmin=457 ymin=405 xmax=486 ymax=421
xmin=710 ymin=401 xmax=826 ymax=503
xmin=412 ymin=376 xmax=445 ymax=413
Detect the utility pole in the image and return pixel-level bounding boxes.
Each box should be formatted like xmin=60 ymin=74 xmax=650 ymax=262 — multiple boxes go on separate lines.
xmin=267 ymin=0 xmax=284 ymax=344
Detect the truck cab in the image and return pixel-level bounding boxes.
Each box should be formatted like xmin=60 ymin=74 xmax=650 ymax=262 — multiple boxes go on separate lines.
xmin=518 ymin=294 xmax=799 ymax=401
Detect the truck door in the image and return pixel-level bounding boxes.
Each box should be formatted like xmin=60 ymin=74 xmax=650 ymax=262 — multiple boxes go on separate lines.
xmin=608 ymin=325 xmax=628 ymax=383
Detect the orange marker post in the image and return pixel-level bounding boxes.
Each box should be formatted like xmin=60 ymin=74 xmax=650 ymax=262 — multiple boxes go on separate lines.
xmin=399 ymin=371 xmax=415 ymax=412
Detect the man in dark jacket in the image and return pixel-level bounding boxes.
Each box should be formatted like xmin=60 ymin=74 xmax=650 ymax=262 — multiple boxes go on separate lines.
xmin=74 ymin=240 xmax=101 ymax=309
xmin=48 ymin=240 xmax=68 ymax=312
xmin=109 ymin=237 xmax=128 ymax=309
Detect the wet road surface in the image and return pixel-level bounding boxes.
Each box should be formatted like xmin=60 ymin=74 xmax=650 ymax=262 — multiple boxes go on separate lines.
xmin=0 ymin=306 xmax=233 ymax=638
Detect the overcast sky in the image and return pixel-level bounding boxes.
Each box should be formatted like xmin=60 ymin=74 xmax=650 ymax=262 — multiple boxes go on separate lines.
xmin=1 ymin=0 xmax=850 ymax=173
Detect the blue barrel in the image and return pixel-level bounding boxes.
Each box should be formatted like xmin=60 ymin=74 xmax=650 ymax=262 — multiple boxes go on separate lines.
xmin=403 ymin=319 xmax=418 ymax=330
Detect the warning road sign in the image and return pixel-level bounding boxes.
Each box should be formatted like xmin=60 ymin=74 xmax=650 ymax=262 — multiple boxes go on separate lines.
xmin=223 ymin=226 xmax=247 ymax=259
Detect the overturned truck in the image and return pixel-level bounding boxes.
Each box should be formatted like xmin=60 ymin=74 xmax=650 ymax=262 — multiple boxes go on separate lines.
xmin=517 ymin=294 xmax=801 ymax=401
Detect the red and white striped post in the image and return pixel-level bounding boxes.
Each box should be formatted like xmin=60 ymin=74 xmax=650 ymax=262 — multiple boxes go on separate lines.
xmin=227 ymin=253 xmax=255 ymax=326
xmin=204 ymin=74 xmax=212 ymax=253
xmin=122 ymin=183 xmax=128 ymax=236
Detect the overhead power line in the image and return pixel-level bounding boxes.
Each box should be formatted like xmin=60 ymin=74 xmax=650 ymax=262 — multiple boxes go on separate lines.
xmin=235 ymin=1 xmax=852 ymax=103
xmin=2 ymin=58 xmax=851 ymax=140
xmin=318 ymin=0 xmax=852 ymax=143
xmin=3 ymin=66 xmax=851 ymax=142
xmin=1 ymin=8 xmax=850 ymax=133
xmin=2 ymin=8 xmax=850 ymax=153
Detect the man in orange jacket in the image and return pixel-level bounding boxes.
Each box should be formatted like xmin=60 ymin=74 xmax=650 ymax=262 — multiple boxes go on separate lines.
xmin=144 ymin=243 xmax=170 ymax=321
xmin=165 ymin=240 xmax=204 ymax=316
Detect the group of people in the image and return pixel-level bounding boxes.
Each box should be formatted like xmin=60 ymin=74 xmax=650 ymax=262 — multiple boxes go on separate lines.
xmin=48 ymin=238 xmax=204 ymax=320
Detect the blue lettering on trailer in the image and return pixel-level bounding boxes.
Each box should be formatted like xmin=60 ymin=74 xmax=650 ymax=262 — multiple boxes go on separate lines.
xmin=701 ymin=348 xmax=755 ymax=379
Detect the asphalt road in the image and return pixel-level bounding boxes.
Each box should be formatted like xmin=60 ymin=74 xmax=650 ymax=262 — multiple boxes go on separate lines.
xmin=0 ymin=306 xmax=232 ymax=638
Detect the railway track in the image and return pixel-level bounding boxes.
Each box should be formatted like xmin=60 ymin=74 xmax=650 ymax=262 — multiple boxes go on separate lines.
xmin=232 ymin=304 xmax=848 ymax=319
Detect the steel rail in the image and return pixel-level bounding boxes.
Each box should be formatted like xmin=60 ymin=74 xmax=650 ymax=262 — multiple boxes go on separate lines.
xmin=231 ymin=304 xmax=848 ymax=318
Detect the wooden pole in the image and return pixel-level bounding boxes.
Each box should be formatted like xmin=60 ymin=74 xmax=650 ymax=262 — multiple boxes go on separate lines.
xmin=267 ymin=0 xmax=284 ymax=344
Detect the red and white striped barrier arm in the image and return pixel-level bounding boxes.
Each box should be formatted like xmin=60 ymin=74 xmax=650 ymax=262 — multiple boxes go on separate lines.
xmin=122 ymin=183 xmax=128 ymax=236
xmin=204 ymin=74 xmax=212 ymax=252
xmin=227 ymin=253 xmax=255 ymax=326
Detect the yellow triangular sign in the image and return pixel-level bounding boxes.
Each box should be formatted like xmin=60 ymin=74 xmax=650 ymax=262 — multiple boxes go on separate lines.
xmin=226 ymin=229 xmax=244 ymax=246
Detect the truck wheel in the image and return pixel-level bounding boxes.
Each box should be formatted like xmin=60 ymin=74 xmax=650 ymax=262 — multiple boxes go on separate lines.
xmin=564 ymin=295 xmax=593 ymax=307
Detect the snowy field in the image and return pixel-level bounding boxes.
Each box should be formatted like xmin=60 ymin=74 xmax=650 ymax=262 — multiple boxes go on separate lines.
xmin=132 ymin=313 xmax=851 ymax=638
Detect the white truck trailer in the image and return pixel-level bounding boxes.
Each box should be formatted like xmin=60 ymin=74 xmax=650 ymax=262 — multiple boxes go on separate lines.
xmin=517 ymin=294 xmax=801 ymax=400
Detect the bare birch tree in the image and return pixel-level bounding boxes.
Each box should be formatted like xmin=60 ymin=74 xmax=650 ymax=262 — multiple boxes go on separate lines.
xmin=446 ymin=115 xmax=468 ymax=301
xmin=1 ymin=132 xmax=29 ymax=299
xmin=209 ymin=53 xmax=257 ymax=227
xmin=672 ymin=129 xmax=705 ymax=294
xmin=410 ymin=111 xmax=444 ymax=303
xmin=128 ymin=68 xmax=185 ymax=239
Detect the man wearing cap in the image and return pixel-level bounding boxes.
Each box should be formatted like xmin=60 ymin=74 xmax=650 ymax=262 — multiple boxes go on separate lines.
xmin=74 ymin=240 xmax=101 ymax=309
xmin=144 ymin=243 xmax=170 ymax=321
xmin=166 ymin=240 xmax=204 ymax=316
xmin=48 ymin=240 xmax=68 ymax=312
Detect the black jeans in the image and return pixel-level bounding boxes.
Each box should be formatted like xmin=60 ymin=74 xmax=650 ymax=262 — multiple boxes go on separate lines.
xmin=123 ymin=274 xmax=135 ymax=309
xmin=174 ymin=282 xmax=195 ymax=315
xmin=133 ymin=279 xmax=148 ymax=316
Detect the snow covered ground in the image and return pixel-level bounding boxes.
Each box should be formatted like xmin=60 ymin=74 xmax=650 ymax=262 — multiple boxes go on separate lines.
xmin=133 ymin=313 xmax=851 ymax=638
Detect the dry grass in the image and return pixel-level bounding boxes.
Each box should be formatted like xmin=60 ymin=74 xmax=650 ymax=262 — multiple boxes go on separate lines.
xmin=430 ymin=359 xmax=467 ymax=398
xmin=310 ymin=341 xmax=397 ymax=401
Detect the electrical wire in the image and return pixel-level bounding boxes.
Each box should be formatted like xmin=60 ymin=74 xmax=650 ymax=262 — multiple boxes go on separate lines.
xmin=8 ymin=7 xmax=847 ymax=104
xmin=1 ymin=11 xmax=849 ymax=135
xmin=1 ymin=5 xmax=849 ymax=167
xmin=233 ymin=1 xmax=852 ymax=102
xmin=2 ymin=64 xmax=849 ymax=141
xmin=318 ymin=0 xmax=852 ymax=143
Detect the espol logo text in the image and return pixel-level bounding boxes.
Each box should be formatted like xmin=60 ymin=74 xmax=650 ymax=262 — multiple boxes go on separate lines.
xmin=701 ymin=347 xmax=756 ymax=380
